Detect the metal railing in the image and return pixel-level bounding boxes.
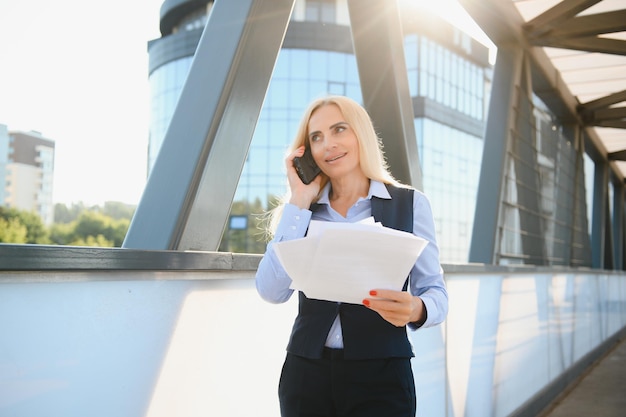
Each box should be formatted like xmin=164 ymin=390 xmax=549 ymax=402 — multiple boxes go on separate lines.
xmin=1 ymin=245 xmax=625 ymax=417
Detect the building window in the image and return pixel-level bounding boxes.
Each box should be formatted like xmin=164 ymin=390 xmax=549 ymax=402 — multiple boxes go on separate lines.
xmin=305 ymin=0 xmax=336 ymax=23
xmin=328 ymin=81 xmax=346 ymax=95
xmin=175 ymin=8 xmax=208 ymax=33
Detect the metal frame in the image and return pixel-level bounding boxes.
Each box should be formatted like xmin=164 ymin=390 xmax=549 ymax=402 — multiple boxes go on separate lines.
xmin=124 ymin=0 xmax=422 ymax=250
xmin=462 ymin=0 xmax=623 ymax=268
xmin=469 ymin=47 xmax=522 ymax=264
xmin=347 ymin=0 xmax=421 ymax=189
xmin=123 ymin=0 xmax=295 ymax=250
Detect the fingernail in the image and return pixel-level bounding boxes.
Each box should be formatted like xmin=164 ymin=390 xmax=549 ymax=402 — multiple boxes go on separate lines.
xmin=363 ymin=299 xmax=370 ymax=306
xmin=369 ymin=290 xmax=377 ymax=296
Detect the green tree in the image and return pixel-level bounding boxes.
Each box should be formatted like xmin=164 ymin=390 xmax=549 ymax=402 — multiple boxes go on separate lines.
xmin=48 ymin=202 xmax=134 ymax=247
xmin=0 ymin=217 xmax=28 ymax=243
xmin=72 ymin=211 xmax=129 ymax=247
xmin=0 ymin=206 xmax=49 ymax=243
xmin=107 ymin=218 xmax=130 ymax=247
xmin=48 ymin=222 xmax=75 ymax=246
xmin=102 ymin=201 xmax=136 ymax=220
xmin=54 ymin=202 xmax=89 ymax=223
xmin=219 ymin=197 xmax=275 ymax=254
xmin=69 ymin=234 xmax=114 ymax=247
xmin=2 ymin=202 xmax=134 ymax=247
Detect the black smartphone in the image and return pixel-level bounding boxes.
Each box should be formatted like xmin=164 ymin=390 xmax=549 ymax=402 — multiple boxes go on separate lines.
xmin=293 ymin=147 xmax=321 ymax=184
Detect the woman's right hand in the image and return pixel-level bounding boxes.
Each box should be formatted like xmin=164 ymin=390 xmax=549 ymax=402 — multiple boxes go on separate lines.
xmin=286 ymin=146 xmax=322 ymax=209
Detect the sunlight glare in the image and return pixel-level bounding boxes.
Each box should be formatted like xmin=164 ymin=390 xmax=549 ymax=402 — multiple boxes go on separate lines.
xmin=404 ymin=0 xmax=497 ymax=64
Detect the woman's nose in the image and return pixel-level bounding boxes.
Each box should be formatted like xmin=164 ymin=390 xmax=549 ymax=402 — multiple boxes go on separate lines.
xmin=323 ymin=134 xmax=337 ymax=149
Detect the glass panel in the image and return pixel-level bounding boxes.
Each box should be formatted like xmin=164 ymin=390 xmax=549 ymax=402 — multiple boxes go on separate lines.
xmin=328 ymin=81 xmax=346 ymax=95
xmin=328 ymin=52 xmax=345 ymax=81
xmin=320 ymin=1 xmax=336 ymax=23
xmin=290 ymin=49 xmax=309 ymax=80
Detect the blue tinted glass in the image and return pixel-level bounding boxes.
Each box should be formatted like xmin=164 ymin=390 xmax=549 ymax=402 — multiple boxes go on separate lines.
xmin=309 ymin=80 xmax=327 ymax=97
xmin=273 ymin=108 xmax=289 ymax=121
xmin=346 ymin=55 xmax=359 ymax=85
xmin=269 ymin=145 xmax=285 ymax=171
xmin=328 ymin=82 xmax=346 ymax=95
xmin=328 ymin=52 xmax=345 ymax=81
xmin=269 ymin=79 xmax=289 ymax=108
xmin=290 ymin=80 xmax=309 ymax=109
xmin=255 ymin=119 xmax=269 ymax=146
xmin=404 ymin=35 xmax=417 ymax=69
xmin=290 ymin=49 xmax=309 ymax=80
xmin=408 ymin=69 xmax=417 ymax=97
xmin=273 ymin=51 xmax=289 ymax=79
xmin=270 ymin=119 xmax=290 ymax=146
xmin=346 ymin=84 xmax=362 ymax=102
xmin=249 ymin=147 xmax=268 ymax=174
xmin=418 ymin=68 xmax=426 ymax=98
xmin=310 ymin=51 xmax=328 ymax=81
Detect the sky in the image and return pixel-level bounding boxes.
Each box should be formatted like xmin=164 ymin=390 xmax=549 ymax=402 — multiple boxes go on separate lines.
xmin=0 ymin=0 xmax=163 ymax=206
xmin=0 ymin=0 xmax=495 ymax=207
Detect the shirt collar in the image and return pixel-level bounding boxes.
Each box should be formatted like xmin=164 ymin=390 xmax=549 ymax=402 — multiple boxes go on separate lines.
xmin=317 ymin=180 xmax=391 ymax=205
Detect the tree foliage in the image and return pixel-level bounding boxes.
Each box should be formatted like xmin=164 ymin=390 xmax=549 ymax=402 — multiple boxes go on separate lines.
xmin=0 ymin=202 xmax=132 ymax=247
xmin=0 ymin=207 xmax=49 ymax=244
xmin=0 ymin=217 xmax=28 ymax=243
xmin=3 ymin=197 xmax=274 ymax=252
xmin=44 ymin=201 xmax=135 ymax=247
xmin=53 ymin=202 xmax=87 ymax=224
xmin=101 ymin=201 xmax=136 ymax=220
xmin=53 ymin=201 xmax=135 ymax=224
xmin=219 ymin=196 xmax=276 ymax=254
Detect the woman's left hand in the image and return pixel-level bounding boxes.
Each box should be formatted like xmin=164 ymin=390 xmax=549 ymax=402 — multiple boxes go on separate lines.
xmin=363 ymin=289 xmax=426 ymax=327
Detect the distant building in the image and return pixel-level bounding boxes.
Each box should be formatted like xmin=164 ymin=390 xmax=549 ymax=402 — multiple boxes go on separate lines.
xmin=146 ymin=0 xmax=491 ymax=262
xmin=0 ymin=125 xmax=8 ymax=208
xmin=0 ymin=125 xmax=55 ymax=225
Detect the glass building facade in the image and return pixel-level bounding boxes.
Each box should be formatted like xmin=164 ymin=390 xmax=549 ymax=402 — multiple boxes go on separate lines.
xmin=0 ymin=124 xmax=8 ymax=207
xmin=147 ymin=0 xmax=491 ymax=263
xmin=0 ymin=129 xmax=55 ymax=225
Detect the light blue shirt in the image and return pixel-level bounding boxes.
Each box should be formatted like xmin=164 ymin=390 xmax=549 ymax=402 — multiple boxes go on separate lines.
xmin=256 ymin=180 xmax=448 ymax=348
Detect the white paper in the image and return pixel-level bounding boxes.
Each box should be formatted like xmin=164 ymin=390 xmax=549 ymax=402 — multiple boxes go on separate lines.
xmin=274 ymin=221 xmax=428 ymax=304
xmin=306 ymin=217 xmax=378 ymax=237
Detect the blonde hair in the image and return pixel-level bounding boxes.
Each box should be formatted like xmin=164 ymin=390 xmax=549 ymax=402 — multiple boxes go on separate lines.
xmin=264 ymin=95 xmax=399 ymax=237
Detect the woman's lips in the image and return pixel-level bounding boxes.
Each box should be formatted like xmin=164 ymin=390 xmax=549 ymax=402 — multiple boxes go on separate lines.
xmin=325 ymin=153 xmax=346 ymax=163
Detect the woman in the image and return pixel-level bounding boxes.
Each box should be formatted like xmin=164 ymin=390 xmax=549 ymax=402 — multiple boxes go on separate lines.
xmin=256 ymin=95 xmax=448 ymax=417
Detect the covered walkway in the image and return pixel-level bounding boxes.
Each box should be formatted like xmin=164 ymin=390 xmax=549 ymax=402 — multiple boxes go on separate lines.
xmin=541 ymin=335 xmax=626 ymax=417
xmin=1 ymin=1 xmax=626 ymax=416
xmin=1 ymin=250 xmax=625 ymax=417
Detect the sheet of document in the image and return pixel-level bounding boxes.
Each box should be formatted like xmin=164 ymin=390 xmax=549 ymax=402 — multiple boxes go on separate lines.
xmin=274 ymin=219 xmax=428 ymax=304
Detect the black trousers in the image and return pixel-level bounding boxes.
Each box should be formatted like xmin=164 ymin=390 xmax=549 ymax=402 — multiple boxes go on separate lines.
xmin=278 ymin=349 xmax=416 ymax=417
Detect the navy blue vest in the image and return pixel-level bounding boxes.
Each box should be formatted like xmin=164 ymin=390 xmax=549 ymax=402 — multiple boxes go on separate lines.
xmin=286 ymin=184 xmax=415 ymax=360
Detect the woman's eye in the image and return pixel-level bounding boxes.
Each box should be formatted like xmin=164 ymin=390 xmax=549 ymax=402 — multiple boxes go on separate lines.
xmin=310 ymin=134 xmax=320 ymax=142
xmin=335 ymin=125 xmax=346 ymax=133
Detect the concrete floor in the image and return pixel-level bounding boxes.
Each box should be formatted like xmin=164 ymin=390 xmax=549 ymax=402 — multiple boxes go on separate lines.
xmin=539 ymin=337 xmax=626 ymax=417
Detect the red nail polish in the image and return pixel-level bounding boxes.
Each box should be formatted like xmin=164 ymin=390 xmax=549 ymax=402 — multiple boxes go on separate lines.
xmin=363 ymin=299 xmax=370 ymax=306
xmin=369 ymin=290 xmax=377 ymax=296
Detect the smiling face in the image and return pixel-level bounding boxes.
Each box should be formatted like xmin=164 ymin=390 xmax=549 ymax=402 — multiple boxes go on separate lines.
xmin=307 ymin=104 xmax=364 ymax=181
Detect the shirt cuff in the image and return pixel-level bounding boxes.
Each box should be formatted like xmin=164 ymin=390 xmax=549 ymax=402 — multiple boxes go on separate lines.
xmin=408 ymin=295 xmax=435 ymax=330
xmin=274 ymin=204 xmax=312 ymax=241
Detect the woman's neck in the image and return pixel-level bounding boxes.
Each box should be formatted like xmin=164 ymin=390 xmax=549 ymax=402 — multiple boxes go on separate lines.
xmin=329 ymin=176 xmax=370 ymax=217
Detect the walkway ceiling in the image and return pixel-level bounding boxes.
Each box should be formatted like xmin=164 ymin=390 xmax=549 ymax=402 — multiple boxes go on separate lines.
xmin=460 ymin=0 xmax=626 ymax=181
